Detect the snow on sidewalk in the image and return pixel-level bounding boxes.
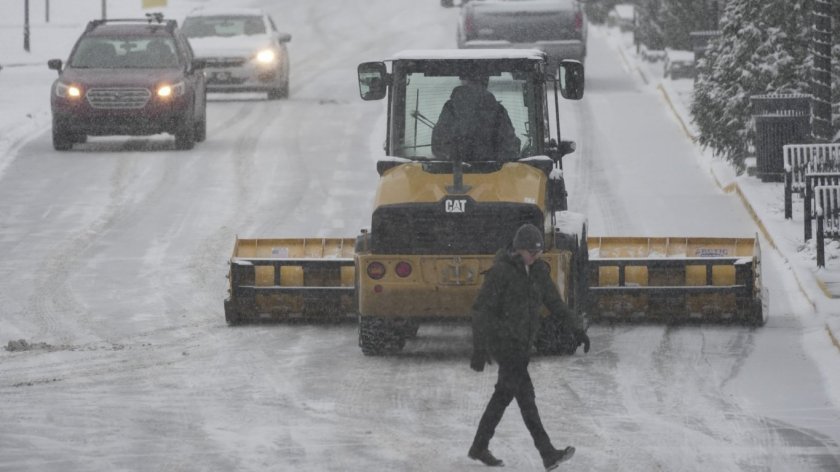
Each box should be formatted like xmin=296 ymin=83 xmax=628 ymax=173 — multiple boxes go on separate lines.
xmin=596 ymin=25 xmax=840 ymax=354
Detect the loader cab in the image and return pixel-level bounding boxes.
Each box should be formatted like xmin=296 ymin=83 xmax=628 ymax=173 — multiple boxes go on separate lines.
xmin=357 ymin=50 xmax=583 ymax=166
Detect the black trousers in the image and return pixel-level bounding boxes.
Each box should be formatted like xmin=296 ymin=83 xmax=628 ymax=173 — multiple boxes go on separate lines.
xmin=470 ymin=354 xmax=554 ymax=457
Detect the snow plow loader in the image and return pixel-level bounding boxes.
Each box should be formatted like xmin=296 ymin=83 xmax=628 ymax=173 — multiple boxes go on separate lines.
xmin=223 ymin=50 xmax=766 ymax=354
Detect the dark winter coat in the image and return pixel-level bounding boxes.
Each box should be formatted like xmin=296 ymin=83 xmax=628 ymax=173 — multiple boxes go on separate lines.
xmin=431 ymin=84 xmax=520 ymax=162
xmin=472 ymin=248 xmax=582 ymax=360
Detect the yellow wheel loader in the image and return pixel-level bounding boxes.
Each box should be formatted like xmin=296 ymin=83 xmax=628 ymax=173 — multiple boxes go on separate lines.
xmin=224 ymin=49 xmax=766 ymax=355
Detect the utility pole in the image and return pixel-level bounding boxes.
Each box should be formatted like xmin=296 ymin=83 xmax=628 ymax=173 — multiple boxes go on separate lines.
xmin=101 ymin=0 xmax=107 ymax=20
xmin=812 ymin=0 xmax=832 ymax=142
xmin=23 ymin=0 xmax=30 ymax=52
xmin=45 ymin=0 xmax=49 ymax=23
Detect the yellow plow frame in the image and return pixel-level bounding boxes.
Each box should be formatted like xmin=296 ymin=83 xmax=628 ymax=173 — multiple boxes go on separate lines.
xmin=586 ymin=236 xmax=765 ymax=325
xmin=224 ymin=237 xmax=357 ymax=324
xmin=223 ymin=235 xmax=765 ymax=327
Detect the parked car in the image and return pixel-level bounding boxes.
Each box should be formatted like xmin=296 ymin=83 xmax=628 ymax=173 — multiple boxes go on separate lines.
xmin=182 ymin=7 xmax=291 ymax=100
xmin=47 ymin=14 xmax=207 ymax=151
xmin=457 ymin=0 xmax=587 ymax=67
xmin=663 ymin=49 xmax=695 ymax=80
xmin=607 ymin=4 xmax=635 ymax=32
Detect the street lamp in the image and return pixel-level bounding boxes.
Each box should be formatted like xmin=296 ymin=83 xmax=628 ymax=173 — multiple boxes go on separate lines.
xmin=23 ymin=0 xmax=30 ymax=52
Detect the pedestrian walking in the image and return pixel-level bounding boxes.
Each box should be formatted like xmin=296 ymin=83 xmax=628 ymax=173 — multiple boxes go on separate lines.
xmin=468 ymin=223 xmax=590 ymax=470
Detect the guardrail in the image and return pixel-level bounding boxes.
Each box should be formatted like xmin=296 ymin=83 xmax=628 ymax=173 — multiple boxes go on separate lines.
xmin=804 ymin=172 xmax=840 ymax=241
xmin=784 ymin=143 xmax=840 ymax=218
xmin=814 ymin=184 xmax=840 ymax=267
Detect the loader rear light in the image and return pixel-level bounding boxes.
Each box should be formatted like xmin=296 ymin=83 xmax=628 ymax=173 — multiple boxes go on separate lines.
xmin=574 ymin=11 xmax=583 ymax=32
xmin=395 ymin=261 xmax=412 ymax=278
xmin=367 ymin=262 xmax=386 ymax=280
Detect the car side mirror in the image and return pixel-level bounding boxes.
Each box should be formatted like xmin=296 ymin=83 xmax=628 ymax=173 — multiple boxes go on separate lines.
xmin=48 ymin=59 xmax=63 ymax=73
xmin=557 ymin=60 xmax=584 ymax=100
xmin=276 ymin=32 xmax=291 ymax=43
xmin=358 ymin=61 xmax=388 ymax=101
xmin=191 ymin=58 xmax=206 ymax=71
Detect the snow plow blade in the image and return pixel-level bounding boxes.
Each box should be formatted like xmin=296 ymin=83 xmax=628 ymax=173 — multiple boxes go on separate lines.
xmin=587 ymin=236 xmax=766 ymax=325
xmin=224 ymin=237 xmax=357 ymax=324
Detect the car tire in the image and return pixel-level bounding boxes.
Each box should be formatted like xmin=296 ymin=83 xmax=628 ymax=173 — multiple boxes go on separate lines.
xmin=268 ymin=74 xmax=289 ymax=100
xmin=175 ymin=113 xmax=196 ymax=150
xmin=52 ymin=123 xmax=73 ymax=151
xmin=194 ymin=113 xmax=207 ymax=143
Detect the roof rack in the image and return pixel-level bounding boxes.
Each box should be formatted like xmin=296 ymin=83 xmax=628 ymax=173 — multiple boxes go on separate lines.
xmin=84 ymin=13 xmax=177 ymax=34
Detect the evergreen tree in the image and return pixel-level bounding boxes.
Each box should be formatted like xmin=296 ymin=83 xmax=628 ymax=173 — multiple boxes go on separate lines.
xmin=585 ymin=0 xmax=623 ymax=25
xmin=636 ymin=0 xmax=665 ymax=50
xmin=831 ymin=5 xmax=840 ymax=139
xmin=691 ymin=0 xmax=812 ymax=170
xmin=661 ymin=0 xmax=718 ymax=50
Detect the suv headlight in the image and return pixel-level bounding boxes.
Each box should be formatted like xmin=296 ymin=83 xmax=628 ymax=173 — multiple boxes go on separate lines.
xmin=157 ymin=81 xmax=186 ymax=99
xmin=56 ymin=82 xmax=83 ymax=99
xmin=255 ymin=49 xmax=277 ymax=64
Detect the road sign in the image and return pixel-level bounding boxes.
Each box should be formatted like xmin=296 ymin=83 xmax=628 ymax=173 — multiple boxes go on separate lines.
xmin=142 ymin=0 xmax=167 ymax=8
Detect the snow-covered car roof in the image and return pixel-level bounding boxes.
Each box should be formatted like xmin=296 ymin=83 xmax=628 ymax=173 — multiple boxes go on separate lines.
xmin=665 ymin=49 xmax=695 ymax=62
xmin=391 ymin=49 xmax=546 ymax=61
xmin=185 ymin=7 xmax=265 ymax=17
xmin=611 ymin=4 xmax=635 ymax=20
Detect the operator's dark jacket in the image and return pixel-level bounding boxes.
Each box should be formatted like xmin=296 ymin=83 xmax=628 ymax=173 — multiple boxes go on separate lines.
xmin=431 ymin=84 xmax=519 ymax=162
xmin=472 ymin=247 xmax=583 ymax=360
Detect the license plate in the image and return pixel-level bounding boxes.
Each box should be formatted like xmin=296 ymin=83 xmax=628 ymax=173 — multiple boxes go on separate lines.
xmin=210 ymin=71 xmax=233 ymax=82
xmin=436 ymin=257 xmax=480 ymax=285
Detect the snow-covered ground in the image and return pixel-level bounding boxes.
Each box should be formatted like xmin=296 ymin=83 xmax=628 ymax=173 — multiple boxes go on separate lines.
xmin=1 ymin=1 xmax=839 ymax=471
xmin=601 ymin=25 xmax=840 ymax=362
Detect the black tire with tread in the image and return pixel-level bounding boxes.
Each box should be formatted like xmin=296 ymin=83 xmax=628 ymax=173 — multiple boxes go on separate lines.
xmin=359 ymin=316 xmax=406 ymax=356
xmin=52 ymin=124 xmax=73 ymax=151
xmin=175 ymin=114 xmax=196 ymax=150
xmin=268 ymin=75 xmax=289 ymax=100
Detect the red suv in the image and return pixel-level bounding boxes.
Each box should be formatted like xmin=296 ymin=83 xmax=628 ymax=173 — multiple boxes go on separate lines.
xmin=47 ymin=14 xmax=207 ymax=151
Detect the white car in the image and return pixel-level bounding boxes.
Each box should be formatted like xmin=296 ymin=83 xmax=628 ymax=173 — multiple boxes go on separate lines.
xmin=182 ymin=7 xmax=291 ymax=99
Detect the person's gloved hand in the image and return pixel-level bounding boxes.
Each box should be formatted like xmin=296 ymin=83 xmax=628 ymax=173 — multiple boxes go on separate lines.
xmin=470 ymin=350 xmax=491 ymax=372
xmin=574 ymin=329 xmax=590 ymax=354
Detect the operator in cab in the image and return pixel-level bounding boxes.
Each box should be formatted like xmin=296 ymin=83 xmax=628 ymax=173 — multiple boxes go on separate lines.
xmin=431 ymin=73 xmax=520 ymax=162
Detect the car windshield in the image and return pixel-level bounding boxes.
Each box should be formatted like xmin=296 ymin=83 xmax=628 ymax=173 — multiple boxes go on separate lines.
xmin=182 ymin=15 xmax=266 ymax=38
xmin=69 ymin=36 xmax=180 ymax=69
xmin=395 ymin=69 xmax=538 ymax=160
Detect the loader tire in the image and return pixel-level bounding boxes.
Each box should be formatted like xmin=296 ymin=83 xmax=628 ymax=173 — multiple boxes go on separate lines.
xmin=401 ymin=321 xmax=420 ymax=339
xmin=359 ymin=316 xmax=406 ymax=356
xmin=535 ymin=315 xmax=578 ymax=355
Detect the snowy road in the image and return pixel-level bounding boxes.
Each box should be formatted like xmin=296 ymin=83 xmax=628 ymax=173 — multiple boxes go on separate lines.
xmin=1 ymin=1 xmax=838 ymax=470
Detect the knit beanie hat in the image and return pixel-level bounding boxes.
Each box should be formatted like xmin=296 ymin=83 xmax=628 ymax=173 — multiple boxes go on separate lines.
xmin=512 ymin=223 xmax=544 ymax=251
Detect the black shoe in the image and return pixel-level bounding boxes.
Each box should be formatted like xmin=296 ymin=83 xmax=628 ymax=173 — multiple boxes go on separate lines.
xmin=543 ymin=446 xmax=575 ymax=470
xmin=468 ymin=447 xmax=504 ymax=467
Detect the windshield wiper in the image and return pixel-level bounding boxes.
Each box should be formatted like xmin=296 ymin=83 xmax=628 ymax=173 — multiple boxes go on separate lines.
xmin=410 ymin=110 xmax=435 ymax=130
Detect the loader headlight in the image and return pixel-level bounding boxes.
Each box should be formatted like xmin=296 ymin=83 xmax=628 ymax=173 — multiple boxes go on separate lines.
xmin=56 ymin=82 xmax=83 ymax=99
xmin=366 ymin=262 xmax=386 ymax=280
xmin=255 ymin=48 xmax=277 ymax=64
xmin=156 ymin=81 xmax=185 ymax=99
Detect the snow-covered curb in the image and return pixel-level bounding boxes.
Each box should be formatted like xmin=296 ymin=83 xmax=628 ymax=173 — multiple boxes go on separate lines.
xmin=646 ymin=43 xmax=840 ymax=357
